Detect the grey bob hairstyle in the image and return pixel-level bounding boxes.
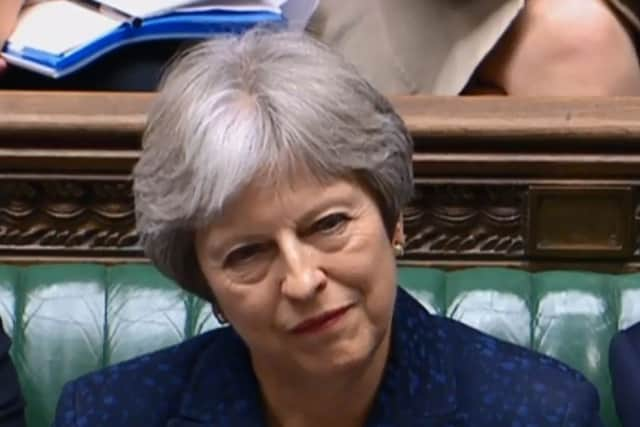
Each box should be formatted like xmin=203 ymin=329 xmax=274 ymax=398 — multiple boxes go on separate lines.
xmin=134 ymin=28 xmax=414 ymax=301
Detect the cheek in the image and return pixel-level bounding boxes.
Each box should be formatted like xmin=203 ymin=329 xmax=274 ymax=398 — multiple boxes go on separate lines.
xmin=333 ymin=228 xmax=397 ymax=319
xmin=206 ymin=274 xmax=279 ymax=332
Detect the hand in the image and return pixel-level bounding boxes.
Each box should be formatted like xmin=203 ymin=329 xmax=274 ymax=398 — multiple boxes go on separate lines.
xmin=0 ymin=0 xmax=25 ymax=76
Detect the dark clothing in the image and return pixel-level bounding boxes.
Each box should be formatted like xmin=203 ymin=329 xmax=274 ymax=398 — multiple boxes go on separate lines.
xmin=610 ymin=321 xmax=640 ymax=427
xmin=0 ymin=41 xmax=185 ymax=91
xmin=0 ymin=319 xmax=25 ymax=427
xmin=53 ymin=288 xmax=602 ymax=426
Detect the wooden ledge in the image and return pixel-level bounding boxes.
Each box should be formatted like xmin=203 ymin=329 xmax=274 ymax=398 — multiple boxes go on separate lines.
xmin=396 ymin=96 xmax=640 ymax=143
xmin=0 ymin=91 xmax=149 ymax=145
xmin=2 ymin=91 xmax=640 ymax=148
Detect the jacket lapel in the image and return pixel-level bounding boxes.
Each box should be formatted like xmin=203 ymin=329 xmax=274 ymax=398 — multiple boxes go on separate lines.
xmin=365 ymin=288 xmax=465 ymax=427
xmin=166 ymin=327 xmax=267 ymax=427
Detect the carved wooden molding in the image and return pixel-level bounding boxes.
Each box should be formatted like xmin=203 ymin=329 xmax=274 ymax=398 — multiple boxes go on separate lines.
xmin=3 ymin=177 xmax=640 ymax=265
xmin=0 ymin=178 xmax=531 ymax=261
xmin=404 ymin=185 xmax=525 ymax=258
xmin=0 ymin=179 xmax=138 ymax=256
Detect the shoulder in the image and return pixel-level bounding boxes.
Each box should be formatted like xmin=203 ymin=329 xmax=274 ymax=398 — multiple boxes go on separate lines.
xmin=393 ymin=290 xmax=601 ymax=424
xmin=0 ymin=320 xmax=25 ymax=427
xmin=53 ymin=328 xmax=231 ymax=427
xmin=610 ymin=322 xmax=640 ymax=426
xmin=611 ymin=321 xmax=640 ymax=355
xmin=435 ymin=315 xmax=600 ymax=423
xmin=0 ymin=318 xmax=10 ymax=355
xmin=610 ymin=321 xmax=640 ymax=375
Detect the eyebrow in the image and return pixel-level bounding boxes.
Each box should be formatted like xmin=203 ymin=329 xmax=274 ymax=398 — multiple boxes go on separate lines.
xmin=204 ymin=190 xmax=359 ymax=258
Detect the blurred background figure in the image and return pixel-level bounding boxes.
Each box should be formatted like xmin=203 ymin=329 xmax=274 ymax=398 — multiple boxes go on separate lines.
xmin=310 ymin=0 xmax=640 ymax=95
xmin=0 ymin=318 xmax=25 ymax=427
xmin=610 ymin=321 xmax=640 ymax=427
xmin=2 ymin=0 xmax=639 ymax=94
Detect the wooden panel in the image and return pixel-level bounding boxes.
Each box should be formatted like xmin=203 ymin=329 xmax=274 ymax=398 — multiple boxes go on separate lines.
xmin=527 ymin=186 xmax=634 ymax=259
xmin=2 ymin=91 xmax=640 ymax=270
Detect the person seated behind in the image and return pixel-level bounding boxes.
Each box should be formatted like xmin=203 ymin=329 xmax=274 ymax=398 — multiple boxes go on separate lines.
xmin=3 ymin=0 xmax=639 ymax=94
xmin=0 ymin=318 xmax=25 ymax=427
xmin=311 ymin=0 xmax=640 ymax=95
xmin=53 ymin=29 xmax=602 ymax=427
xmin=609 ymin=321 xmax=640 ymax=426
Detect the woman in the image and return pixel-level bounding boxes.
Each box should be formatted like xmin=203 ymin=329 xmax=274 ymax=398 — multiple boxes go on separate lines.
xmin=53 ymin=30 xmax=602 ymax=426
xmin=3 ymin=1 xmax=639 ymax=95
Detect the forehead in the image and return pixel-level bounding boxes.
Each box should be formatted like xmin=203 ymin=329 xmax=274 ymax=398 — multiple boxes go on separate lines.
xmin=221 ymin=175 xmax=365 ymax=223
xmin=199 ymin=173 xmax=377 ymax=240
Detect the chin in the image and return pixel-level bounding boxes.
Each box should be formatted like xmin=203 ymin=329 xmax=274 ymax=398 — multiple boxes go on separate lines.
xmin=295 ymin=329 xmax=385 ymax=377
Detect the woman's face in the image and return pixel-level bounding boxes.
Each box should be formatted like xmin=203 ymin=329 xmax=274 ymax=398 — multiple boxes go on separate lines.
xmin=195 ymin=172 xmax=402 ymax=377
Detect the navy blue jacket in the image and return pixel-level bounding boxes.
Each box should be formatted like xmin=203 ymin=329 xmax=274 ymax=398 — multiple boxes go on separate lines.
xmin=610 ymin=321 xmax=640 ymax=427
xmin=53 ymin=288 xmax=602 ymax=426
xmin=0 ymin=319 xmax=25 ymax=427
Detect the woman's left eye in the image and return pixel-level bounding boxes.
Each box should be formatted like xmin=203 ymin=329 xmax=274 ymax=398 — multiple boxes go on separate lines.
xmin=311 ymin=213 xmax=350 ymax=235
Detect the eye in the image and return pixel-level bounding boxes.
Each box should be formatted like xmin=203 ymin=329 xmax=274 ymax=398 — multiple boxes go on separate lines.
xmin=224 ymin=243 xmax=267 ymax=267
xmin=309 ymin=213 xmax=350 ymax=235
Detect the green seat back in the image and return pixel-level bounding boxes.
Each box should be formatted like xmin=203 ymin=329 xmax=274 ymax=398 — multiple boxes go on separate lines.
xmin=1 ymin=264 xmax=638 ymax=427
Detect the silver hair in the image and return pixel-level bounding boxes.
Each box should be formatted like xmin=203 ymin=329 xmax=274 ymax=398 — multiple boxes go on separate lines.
xmin=134 ymin=28 xmax=414 ymax=301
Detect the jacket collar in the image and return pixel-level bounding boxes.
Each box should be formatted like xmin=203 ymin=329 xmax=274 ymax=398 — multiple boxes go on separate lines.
xmin=167 ymin=326 xmax=266 ymax=427
xmin=168 ymin=288 xmax=461 ymax=427
xmin=366 ymin=288 xmax=462 ymax=426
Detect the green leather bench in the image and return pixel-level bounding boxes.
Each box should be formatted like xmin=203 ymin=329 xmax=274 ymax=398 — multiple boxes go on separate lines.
xmin=1 ymin=264 xmax=638 ymax=427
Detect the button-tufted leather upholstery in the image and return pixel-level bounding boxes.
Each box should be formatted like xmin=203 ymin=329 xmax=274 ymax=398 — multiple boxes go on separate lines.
xmin=0 ymin=264 xmax=637 ymax=427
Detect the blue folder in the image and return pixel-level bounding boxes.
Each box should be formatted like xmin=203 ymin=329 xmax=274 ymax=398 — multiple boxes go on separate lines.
xmin=2 ymin=10 xmax=284 ymax=78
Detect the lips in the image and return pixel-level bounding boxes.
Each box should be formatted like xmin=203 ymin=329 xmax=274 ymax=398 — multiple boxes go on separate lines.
xmin=290 ymin=304 xmax=353 ymax=335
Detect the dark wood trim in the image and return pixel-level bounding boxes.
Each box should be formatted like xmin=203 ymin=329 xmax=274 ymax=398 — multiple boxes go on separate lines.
xmin=2 ymin=92 xmax=640 ymax=270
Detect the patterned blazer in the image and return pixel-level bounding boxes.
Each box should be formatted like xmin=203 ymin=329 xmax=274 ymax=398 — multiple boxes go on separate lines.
xmin=53 ymin=288 xmax=603 ymax=427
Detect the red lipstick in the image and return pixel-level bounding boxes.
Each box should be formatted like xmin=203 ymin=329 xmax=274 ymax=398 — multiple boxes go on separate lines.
xmin=290 ymin=305 xmax=353 ymax=335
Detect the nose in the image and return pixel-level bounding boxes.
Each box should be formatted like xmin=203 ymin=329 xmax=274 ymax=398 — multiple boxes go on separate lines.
xmin=278 ymin=233 xmax=327 ymax=300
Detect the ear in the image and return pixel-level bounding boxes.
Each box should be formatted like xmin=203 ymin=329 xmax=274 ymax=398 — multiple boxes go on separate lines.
xmin=392 ymin=216 xmax=405 ymax=246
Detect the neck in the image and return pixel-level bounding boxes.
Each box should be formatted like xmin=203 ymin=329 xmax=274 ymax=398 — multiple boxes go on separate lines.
xmin=253 ymin=329 xmax=392 ymax=427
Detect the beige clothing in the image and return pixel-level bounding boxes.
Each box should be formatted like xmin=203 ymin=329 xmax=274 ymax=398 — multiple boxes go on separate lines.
xmin=309 ymin=0 xmax=640 ymax=95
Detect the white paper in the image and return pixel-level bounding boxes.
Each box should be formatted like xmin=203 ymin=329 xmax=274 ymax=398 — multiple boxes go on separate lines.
xmin=95 ymin=0 xmax=289 ymax=18
xmin=178 ymin=0 xmax=286 ymax=15
xmin=93 ymin=0 xmax=198 ymax=18
xmin=8 ymin=0 xmax=123 ymax=55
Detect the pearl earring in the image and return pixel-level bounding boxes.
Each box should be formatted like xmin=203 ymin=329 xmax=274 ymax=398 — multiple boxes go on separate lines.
xmin=393 ymin=243 xmax=405 ymax=257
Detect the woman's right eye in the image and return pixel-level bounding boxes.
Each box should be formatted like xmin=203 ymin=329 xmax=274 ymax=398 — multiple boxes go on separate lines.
xmin=224 ymin=244 xmax=264 ymax=267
